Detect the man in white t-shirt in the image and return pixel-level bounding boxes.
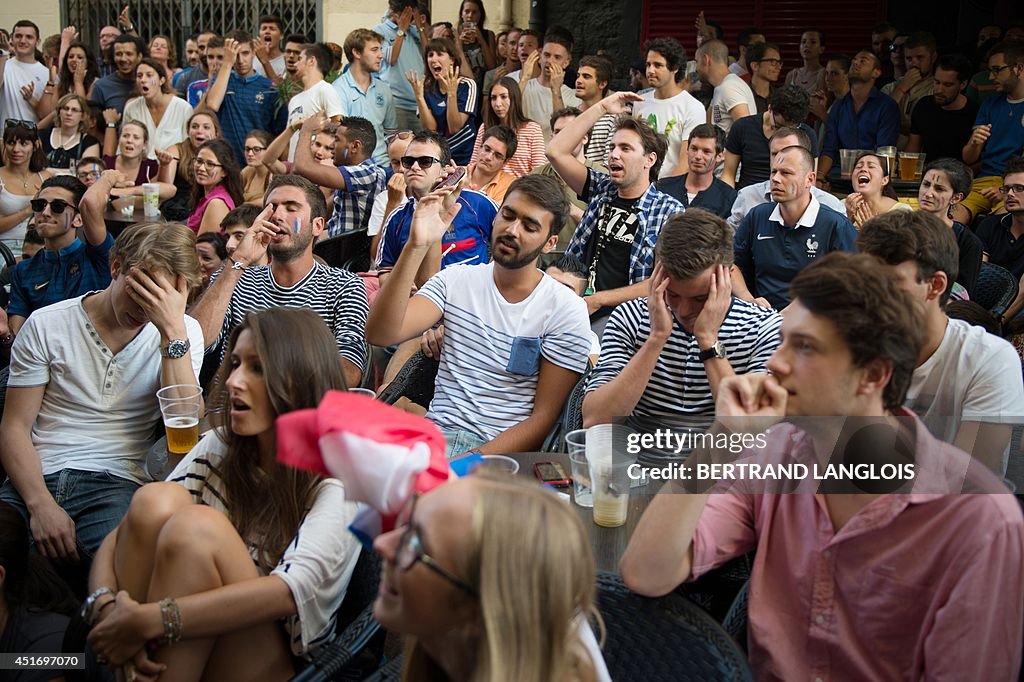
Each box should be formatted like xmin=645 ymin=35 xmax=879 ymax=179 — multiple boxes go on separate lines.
xmin=252 ymin=14 xmax=287 ymax=81
xmin=287 ymin=42 xmax=345 ymax=160
xmin=858 ymin=211 xmax=1024 ymax=476
xmin=367 ymin=175 xmax=592 ymax=457
xmin=695 ymin=39 xmax=756 ymax=134
xmin=0 ymin=20 xmax=50 ymax=124
xmin=0 ymin=223 xmax=206 ymax=560
xmin=519 ymin=28 xmax=581 ymax=140
xmin=632 ymin=37 xmax=707 ymax=178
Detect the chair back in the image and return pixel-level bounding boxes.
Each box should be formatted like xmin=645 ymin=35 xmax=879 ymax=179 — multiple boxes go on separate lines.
xmin=595 ymin=571 xmax=753 ymax=681
xmin=313 ymin=230 xmax=371 ymax=272
xmin=974 ymin=262 xmax=1019 ymax=318
xmin=542 ymin=369 xmax=589 ymax=452
xmin=378 ymin=351 xmax=440 ymax=408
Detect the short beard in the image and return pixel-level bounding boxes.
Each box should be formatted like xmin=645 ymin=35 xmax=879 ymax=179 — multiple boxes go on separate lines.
xmin=269 ymin=223 xmax=314 ymax=262
xmin=492 ymin=238 xmax=547 ymax=269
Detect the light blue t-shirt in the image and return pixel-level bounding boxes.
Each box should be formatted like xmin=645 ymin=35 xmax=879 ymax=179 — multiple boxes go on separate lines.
xmin=373 ymin=19 xmax=425 ymax=111
xmin=332 ymin=70 xmax=397 ymax=167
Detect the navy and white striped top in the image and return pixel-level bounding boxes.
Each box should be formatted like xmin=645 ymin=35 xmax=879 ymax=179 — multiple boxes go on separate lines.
xmin=587 ymin=297 xmax=782 ymax=420
xmin=417 ymin=263 xmax=592 ymax=439
xmin=424 ymin=76 xmax=478 ymax=165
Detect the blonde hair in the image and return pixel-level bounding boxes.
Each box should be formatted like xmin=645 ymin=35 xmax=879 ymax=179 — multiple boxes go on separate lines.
xmin=55 ymin=93 xmax=91 ymax=135
xmin=403 ymin=470 xmax=603 ymax=682
xmin=109 ymin=221 xmax=203 ymax=293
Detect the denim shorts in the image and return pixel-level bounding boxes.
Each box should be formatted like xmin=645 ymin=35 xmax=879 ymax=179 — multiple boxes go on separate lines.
xmin=442 ymin=428 xmax=488 ymax=459
xmin=0 ymin=469 xmax=139 ymax=558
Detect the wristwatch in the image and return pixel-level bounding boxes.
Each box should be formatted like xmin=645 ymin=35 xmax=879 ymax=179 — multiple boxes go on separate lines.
xmin=396 ymin=29 xmax=406 ymax=38
xmin=161 ymin=339 xmax=191 ymax=359
xmin=698 ymin=340 xmax=727 ymax=362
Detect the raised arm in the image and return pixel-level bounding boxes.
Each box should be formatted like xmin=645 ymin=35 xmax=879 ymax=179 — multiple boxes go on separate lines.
xmin=441 ymin=68 xmax=470 ymax=134
xmin=547 ymin=91 xmax=643 ymax=196
xmin=79 ymin=170 xmax=121 ymax=246
xmin=262 ymin=125 xmax=296 ymax=175
xmin=198 ymin=38 xmax=239 ymax=112
xmin=293 ymin=114 xmax=348 ymax=189
xmin=407 ymin=71 xmax=438 ymax=132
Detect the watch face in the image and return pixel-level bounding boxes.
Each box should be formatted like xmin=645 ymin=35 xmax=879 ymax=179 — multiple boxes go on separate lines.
xmin=165 ymin=339 xmax=189 ymax=359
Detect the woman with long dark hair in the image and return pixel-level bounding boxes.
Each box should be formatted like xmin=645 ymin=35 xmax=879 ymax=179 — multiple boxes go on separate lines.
xmin=156 ymin=110 xmax=223 ymax=222
xmin=455 ymin=0 xmax=498 ymax=84
xmin=87 ymin=308 xmax=361 ymax=680
xmin=0 ymin=120 xmax=52 ymax=254
xmin=122 ymin=58 xmax=192 ymax=160
xmin=407 ymin=38 xmax=479 ymax=165
xmin=470 ymin=76 xmax=545 ymax=176
xmin=843 ymin=152 xmax=912 ymax=228
xmin=188 ymin=139 xmax=244 ymax=234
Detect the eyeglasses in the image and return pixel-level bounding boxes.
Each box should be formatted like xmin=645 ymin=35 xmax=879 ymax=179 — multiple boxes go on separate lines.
xmin=244 ymin=145 xmax=266 ymax=154
xmin=77 ymin=169 xmax=102 ymax=181
xmin=4 ymin=118 xmax=37 ymax=132
xmin=193 ymin=157 xmax=223 ymax=170
xmin=386 ymin=130 xmax=414 ymax=145
xmin=998 ymin=184 xmax=1024 ymax=195
xmin=989 ymin=64 xmax=1012 ymax=76
xmin=58 ymin=106 xmax=83 ymax=114
xmin=400 ymin=155 xmax=442 ymax=170
xmin=757 ymin=58 xmax=783 ymax=66
xmin=30 ymin=198 xmax=78 ymax=214
xmin=395 ymin=494 xmax=478 ymax=597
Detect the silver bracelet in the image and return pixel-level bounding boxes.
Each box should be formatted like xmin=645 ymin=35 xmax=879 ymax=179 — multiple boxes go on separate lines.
xmin=81 ymin=587 xmax=114 ymax=625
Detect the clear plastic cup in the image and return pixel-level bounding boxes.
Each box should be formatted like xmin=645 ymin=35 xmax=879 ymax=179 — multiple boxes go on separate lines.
xmin=565 ymin=429 xmax=592 ymax=508
xmin=586 ymin=424 xmax=637 ymax=528
xmin=156 ymin=385 xmax=202 ymax=456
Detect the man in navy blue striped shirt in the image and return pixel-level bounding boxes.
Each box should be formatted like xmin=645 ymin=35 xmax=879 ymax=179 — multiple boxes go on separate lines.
xmin=584 ymin=210 xmax=781 ymax=429
xmin=367 ymin=175 xmax=591 ymax=457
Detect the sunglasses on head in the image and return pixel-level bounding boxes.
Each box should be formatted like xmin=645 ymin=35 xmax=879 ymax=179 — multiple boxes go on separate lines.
xmin=401 ymin=155 xmax=441 ymax=170
xmin=386 ymin=130 xmax=414 ymax=145
xmin=30 ymin=198 xmax=78 ymax=214
xmin=5 ymin=118 xmax=38 ymax=132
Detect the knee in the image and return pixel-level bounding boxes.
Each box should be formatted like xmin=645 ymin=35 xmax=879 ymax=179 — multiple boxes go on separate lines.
xmin=122 ymin=482 xmax=192 ymax=539
xmin=155 ymin=504 xmax=234 ymax=560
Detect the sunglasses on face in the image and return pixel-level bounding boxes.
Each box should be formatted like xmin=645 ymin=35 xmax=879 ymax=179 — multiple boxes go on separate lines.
xmin=30 ymin=198 xmax=78 ymax=214
xmin=4 ymin=118 xmax=37 ymax=132
xmin=401 ymin=155 xmax=442 ymax=170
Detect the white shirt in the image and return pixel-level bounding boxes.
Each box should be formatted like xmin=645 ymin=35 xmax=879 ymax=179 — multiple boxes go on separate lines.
xmin=728 ymin=180 xmax=846 ymax=230
xmin=0 ymin=58 xmax=49 ymax=123
xmin=632 ymin=88 xmax=706 ymax=177
xmin=168 ymin=433 xmax=361 ymax=655
xmin=122 ymin=95 xmax=193 ymax=159
xmin=7 ymin=294 xmax=205 ymax=484
xmin=253 ymin=54 xmax=287 ymax=79
xmin=367 ymin=190 xmax=407 ymax=237
xmin=906 ymin=318 xmax=1024 ymax=475
xmin=416 ymin=263 xmax=592 ymax=440
xmin=709 ymin=73 xmax=756 ymax=134
xmin=522 ymin=79 xmax=581 ymax=140
xmin=288 ymin=81 xmax=346 ymax=159
xmin=768 ymin=195 xmax=820 ymax=227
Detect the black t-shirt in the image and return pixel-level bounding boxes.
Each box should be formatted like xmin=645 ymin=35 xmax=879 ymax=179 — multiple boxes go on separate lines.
xmin=0 ymin=607 xmax=70 ymax=682
xmin=953 ymin=221 xmax=983 ymax=295
xmin=910 ymin=96 xmax=979 ymax=162
xmin=976 ymin=214 xmax=1024 ymax=278
xmin=725 ymin=115 xmax=818 ymax=189
xmin=656 ymin=175 xmax=738 ymax=219
xmin=584 ymin=194 xmax=640 ymax=296
xmin=39 ymin=129 xmax=100 ymax=171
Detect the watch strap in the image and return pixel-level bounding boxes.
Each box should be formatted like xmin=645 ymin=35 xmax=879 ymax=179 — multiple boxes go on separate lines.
xmin=698 ymin=342 xmax=725 ymax=362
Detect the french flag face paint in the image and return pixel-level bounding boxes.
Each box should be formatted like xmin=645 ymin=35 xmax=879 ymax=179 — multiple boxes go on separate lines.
xmin=294 ymin=217 xmax=301 ymax=233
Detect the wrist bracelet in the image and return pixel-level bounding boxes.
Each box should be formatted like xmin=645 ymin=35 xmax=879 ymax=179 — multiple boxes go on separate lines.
xmin=229 ymin=257 xmax=248 ymax=270
xmin=81 ymin=587 xmax=115 ymax=625
xmin=158 ymin=597 xmax=182 ymax=645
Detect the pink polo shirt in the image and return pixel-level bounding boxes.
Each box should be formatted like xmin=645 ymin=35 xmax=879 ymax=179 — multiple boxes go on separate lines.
xmin=691 ymin=409 xmax=1024 ymax=681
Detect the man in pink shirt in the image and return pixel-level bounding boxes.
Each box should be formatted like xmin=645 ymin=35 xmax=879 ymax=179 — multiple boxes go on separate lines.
xmin=622 ymin=251 xmax=1024 ymax=681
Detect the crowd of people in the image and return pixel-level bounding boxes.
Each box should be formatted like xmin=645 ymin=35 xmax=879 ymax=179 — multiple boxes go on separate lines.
xmin=1 ymin=1 xmax=1024 ymax=679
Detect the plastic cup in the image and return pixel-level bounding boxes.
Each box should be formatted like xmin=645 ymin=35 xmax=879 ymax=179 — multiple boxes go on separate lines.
xmin=478 ymin=454 xmax=520 ymax=475
xmin=120 ymin=201 xmax=135 ymax=219
xmin=348 ymin=388 xmax=376 ymax=399
xmin=142 ymin=183 xmax=160 ymax=217
xmin=898 ymin=152 xmax=924 ymax=181
xmin=839 ymin=149 xmax=859 ymax=178
xmin=876 ymin=146 xmax=896 ymax=177
xmin=565 ymin=430 xmax=593 ymax=508
xmin=156 ymin=385 xmax=202 ymax=456
xmin=586 ymin=424 xmax=637 ymax=528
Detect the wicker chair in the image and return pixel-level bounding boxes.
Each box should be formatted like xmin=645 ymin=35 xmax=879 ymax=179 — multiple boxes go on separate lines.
xmin=973 ymin=262 xmax=1019 ymax=319
xmin=596 ymin=571 xmax=753 ymax=681
xmin=377 ymin=351 xmax=440 ymax=409
xmin=542 ymin=370 xmax=590 ymax=452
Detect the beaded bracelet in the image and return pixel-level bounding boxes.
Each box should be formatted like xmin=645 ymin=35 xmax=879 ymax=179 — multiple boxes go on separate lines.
xmin=158 ymin=597 xmax=182 ymax=645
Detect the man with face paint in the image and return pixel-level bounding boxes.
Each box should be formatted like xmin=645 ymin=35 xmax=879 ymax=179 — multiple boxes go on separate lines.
xmin=734 ymin=145 xmax=857 ymax=309
xmin=192 ymin=174 xmax=369 ymax=388
xmin=6 ymin=174 xmax=113 ymax=336
xmin=367 ymin=174 xmax=591 ymax=457
xmin=583 ymin=209 xmax=780 ymax=430
xmin=294 ymin=114 xmax=386 ymax=237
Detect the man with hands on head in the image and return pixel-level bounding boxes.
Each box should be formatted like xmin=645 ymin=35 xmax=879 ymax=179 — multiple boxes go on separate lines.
xmin=191 ymin=174 xmax=369 ymax=388
xmin=546 ymin=90 xmax=684 ymax=332
xmin=583 ymin=209 xmax=781 ymax=429
xmin=366 ymin=174 xmax=592 ymax=457
xmin=621 ymin=251 xmax=1024 ymax=682
xmin=0 ymin=222 xmax=205 ymax=563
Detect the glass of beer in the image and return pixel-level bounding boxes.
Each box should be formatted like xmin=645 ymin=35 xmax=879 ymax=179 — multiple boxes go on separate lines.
xmin=898 ymin=152 xmax=925 ymax=181
xmin=157 ymin=385 xmax=203 ymax=456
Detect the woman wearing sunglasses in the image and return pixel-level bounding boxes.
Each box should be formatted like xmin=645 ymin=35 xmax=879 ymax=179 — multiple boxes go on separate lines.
xmin=188 ymin=139 xmax=244 ymax=235
xmin=240 ymin=129 xmax=273 ymax=205
xmin=0 ymin=120 xmax=52 ymax=254
xmin=39 ymin=93 xmax=100 ymax=172
xmin=470 ymin=76 xmax=546 ymax=177
xmin=87 ymin=308 xmax=361 ymax=681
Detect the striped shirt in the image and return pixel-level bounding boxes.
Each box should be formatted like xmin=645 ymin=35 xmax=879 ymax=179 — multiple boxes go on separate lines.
xmin=417 ymin=263 xmax=591 ymax=440
xmin=587 ymin=297 xmax=782 ymax=421
xmin=210 ymin=261 xmax=369 ymax=371
xmin=167 ymin=433 xmax=361 ymax=656
xmin=424 ymin=77 xmax=478 ymax=165
xmin=470 ymin=120 xmax=547 ymax=177
xmin=325 ymin=159 xmax=387 ymax=237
